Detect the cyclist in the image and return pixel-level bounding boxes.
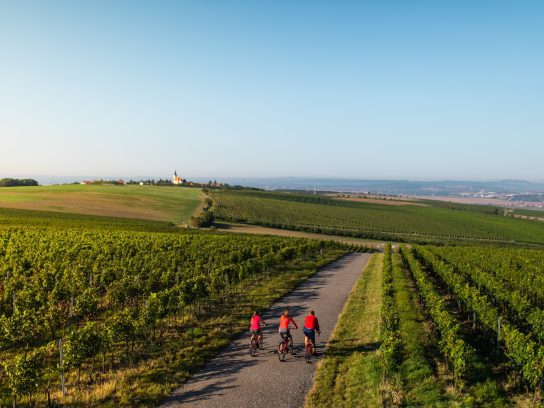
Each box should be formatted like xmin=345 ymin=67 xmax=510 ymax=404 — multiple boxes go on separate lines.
xmin=303 ymin=310 xmax=321 ymax=355
xmin=278 ymin=308 xmax=298 ymax=343
xmin=250 ymin=310 xmax=266 ymax=346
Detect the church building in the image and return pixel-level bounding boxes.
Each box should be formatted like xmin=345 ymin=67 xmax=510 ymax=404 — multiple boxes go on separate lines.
xmin=172 ymin=170 xmax=184 ymax=185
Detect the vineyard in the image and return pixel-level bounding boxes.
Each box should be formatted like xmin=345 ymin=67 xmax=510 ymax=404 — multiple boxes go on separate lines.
xmin=311 ymin=243 xmax=544 ymax=405
xmin=396 ymin=245 xmax=544 ymax=404
xmin=0 ymin=225 xmax=350 ymax=407
xmin=0 ymin=207 xmax=178 ymax=232
xmin=211 ymin=190 xmax=544 ymax=245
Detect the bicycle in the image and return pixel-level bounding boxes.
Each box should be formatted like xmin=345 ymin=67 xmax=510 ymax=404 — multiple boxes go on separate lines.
xmin=250 ymin=331 xmax=264 ymax=357
xmin=277 ymin=327 xmax=295 ymax=361
xmin=305 ymin=332 xmax=319 ymax=363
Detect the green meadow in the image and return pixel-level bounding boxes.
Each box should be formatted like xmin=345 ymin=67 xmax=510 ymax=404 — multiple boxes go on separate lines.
xmin=0 ymin=184 xmax=201 ymax=224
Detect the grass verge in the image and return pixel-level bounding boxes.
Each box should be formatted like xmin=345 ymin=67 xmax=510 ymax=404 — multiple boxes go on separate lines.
xmin=392 ymin=251 xmax=456 ymax=406
xmin=305 ymin=253 xmax=383 ymax=408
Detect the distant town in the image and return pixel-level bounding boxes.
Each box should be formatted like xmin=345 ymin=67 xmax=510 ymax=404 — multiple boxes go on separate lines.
xmin=407 ymin=191 xmax=544 ymax=209
xmin=77 ymin=170 xmax=223 ymax=189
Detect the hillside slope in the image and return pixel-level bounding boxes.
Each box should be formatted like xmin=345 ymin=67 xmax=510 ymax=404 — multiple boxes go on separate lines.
xmin=0 ymin=184 xmax=201 ymax=224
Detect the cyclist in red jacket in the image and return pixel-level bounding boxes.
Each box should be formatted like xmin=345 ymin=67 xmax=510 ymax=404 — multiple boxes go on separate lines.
xmin=250 ymin=310 xmax=266 ymax=346
xmin=303 ymin=311 xmax=320 ymax=355
xmin=278 ymin=309 xmax=298 ymax=342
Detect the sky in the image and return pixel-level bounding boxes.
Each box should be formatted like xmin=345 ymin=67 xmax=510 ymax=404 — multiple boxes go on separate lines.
xmin=0 ymin=1 xmax=543 ymax=181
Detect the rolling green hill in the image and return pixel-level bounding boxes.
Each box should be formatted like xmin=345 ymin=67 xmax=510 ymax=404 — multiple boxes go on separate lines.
xmin=0 ymin=184 xmax=201 ymax=224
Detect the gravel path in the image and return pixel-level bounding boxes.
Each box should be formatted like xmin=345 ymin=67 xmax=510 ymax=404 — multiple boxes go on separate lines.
xmin=160 ymin=253 xmax=372 ymax=408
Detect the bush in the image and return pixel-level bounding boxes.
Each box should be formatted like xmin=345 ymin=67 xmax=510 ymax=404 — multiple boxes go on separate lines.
xmin=191 ymin=211 xmax=215 ymax=227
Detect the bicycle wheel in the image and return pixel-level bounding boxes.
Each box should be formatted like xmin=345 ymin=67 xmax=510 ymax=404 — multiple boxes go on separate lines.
xmin=305 ymin=343 xmax=312 ymax=363
xmin=288 ymin=338 xmax=294 ymax=354
xmin=277 ymin=342 xmax=286 ymax=361
xmin=250 ymin=339 xmax=258 ymax=357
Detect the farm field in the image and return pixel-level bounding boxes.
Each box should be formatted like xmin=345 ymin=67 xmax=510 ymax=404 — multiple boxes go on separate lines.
xmin=309 ymin=245 xmax=541 ymax=406
xmin=0 ymin=185 xmax=202 ymax=224
xmin=0 ymin=224 xmax=348 ymax=407
xmin=211 ymin=190 xmax=544 ymax=245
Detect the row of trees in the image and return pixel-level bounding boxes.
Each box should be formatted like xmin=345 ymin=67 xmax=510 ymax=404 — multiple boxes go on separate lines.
xmin=0 ymin=178 xmax=38 ymax=187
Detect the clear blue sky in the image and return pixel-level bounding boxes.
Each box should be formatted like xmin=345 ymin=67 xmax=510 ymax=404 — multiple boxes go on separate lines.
xmin=1 ymin=1 xmax=543 ymax=181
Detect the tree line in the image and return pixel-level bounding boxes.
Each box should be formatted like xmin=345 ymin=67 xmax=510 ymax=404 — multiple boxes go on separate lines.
xmin=0 ymin=178 xmax=38 ymax=187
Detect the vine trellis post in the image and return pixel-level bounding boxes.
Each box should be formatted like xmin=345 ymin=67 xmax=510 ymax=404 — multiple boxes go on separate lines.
xmin=59 ymin=339 xmax=66 ymax=398
xmin=496 ymin=316 xmax=502 ymax=354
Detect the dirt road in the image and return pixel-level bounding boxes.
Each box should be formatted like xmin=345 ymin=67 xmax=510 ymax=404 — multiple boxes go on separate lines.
xmin=213 ymin=222 xmax=386 ymax=249
xmin=159 ymin=253 xmax=372 ymax=408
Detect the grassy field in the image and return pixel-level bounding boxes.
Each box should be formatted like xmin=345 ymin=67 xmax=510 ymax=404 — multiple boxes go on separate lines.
xmin=305 ymin=254 xmax=383 ymax=407
xmin=211 ymin=190 xmax=544 ymax=245
xmin=0 ymin=184 xmax=201 ymax=224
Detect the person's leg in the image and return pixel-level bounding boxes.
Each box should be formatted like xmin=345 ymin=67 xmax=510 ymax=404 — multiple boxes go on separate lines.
xmin=309 ymin=331 xmax=316 ymax=353
xmin=303 ymin=328 xmax=310 ymax=347
xmin=279 ymin=328 xmax=287 ymax=343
